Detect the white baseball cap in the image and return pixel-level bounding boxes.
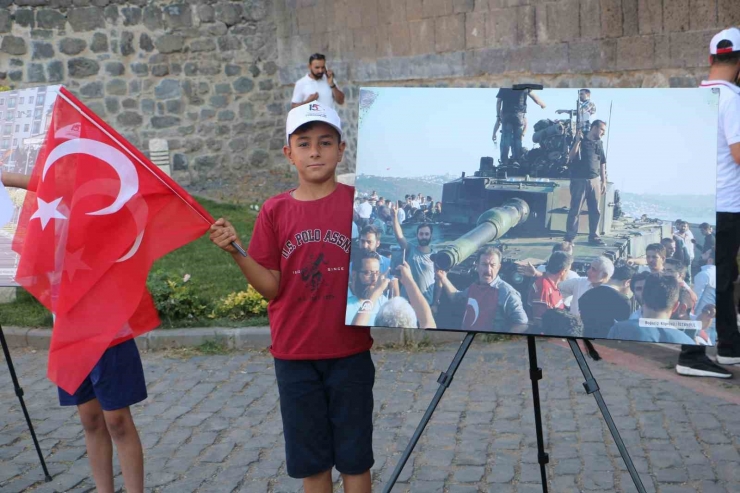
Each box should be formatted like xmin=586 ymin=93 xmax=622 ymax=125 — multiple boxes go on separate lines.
xmin=285 ymin=102 xmax=342 ymax=144
xmin=710 ymin=27 xmax=740 ymax=55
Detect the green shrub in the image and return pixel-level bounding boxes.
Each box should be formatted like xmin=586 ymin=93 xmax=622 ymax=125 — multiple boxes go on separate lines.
xmin=148 ymin=271 xmax=210 ymax=322
xmin=212 ymin=286 xmax=268 ymax=320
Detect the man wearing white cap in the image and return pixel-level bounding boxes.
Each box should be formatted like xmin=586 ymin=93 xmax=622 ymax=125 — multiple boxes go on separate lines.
xmin=676 ymin=27 xmax=740 ymax=379
xmin=209 ymin=102 xmax=375 ymax=492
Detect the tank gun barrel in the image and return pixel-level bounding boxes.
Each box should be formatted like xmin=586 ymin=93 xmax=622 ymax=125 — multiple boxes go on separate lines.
xmin=434 ymin=198 xmax=530 ymax=271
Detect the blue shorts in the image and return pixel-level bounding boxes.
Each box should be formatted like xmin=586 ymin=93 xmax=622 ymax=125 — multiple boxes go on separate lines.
xmin=274 ymin=350 xmax=375 ymax=478
xmin=58 ymin=339 xmax=147 ymax=411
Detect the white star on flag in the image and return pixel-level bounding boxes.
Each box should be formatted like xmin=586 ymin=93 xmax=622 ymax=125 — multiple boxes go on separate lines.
xmin=30 ymin=197 xmax=68 ymax=230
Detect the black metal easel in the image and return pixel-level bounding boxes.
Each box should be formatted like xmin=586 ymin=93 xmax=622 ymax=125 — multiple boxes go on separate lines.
xmin=0 ymin=323 xmax=53 ymax=482
xmin=381 ymin=334 xmax=646 ymax=493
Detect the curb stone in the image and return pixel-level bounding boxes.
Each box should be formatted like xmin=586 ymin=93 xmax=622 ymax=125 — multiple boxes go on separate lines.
xmin=3 ymin=325 xmax=465 ymax=351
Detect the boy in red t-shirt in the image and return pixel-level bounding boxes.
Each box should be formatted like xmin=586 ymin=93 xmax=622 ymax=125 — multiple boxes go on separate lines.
xmin=210 ymin=103 xmax=374 ymax=493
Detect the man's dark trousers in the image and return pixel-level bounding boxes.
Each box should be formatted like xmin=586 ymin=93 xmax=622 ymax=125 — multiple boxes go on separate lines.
xmin=680 ymin=212 xmax=740 ymax=362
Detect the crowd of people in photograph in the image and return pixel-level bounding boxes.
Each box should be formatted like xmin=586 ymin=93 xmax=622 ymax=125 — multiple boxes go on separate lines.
xmin=346 ymin=199 xmax=719 ymax=354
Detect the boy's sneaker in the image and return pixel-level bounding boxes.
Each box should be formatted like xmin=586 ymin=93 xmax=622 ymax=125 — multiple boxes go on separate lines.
xmin=676 ymin=356 xmax=732 ymax=378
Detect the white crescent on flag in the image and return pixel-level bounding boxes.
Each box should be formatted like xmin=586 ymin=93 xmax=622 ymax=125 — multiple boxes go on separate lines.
xmin=0 ymin=179 xmax=13 ymax=229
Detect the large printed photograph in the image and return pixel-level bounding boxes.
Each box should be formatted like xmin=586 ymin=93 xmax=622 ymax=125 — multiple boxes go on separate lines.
xmin=346 ymin=87 xmax=719 ymax=345
xmin=0 ymin=85 xmax=60 ymax=286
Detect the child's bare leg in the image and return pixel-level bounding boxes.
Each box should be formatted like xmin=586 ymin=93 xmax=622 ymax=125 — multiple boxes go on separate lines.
xmin=304 ymin=469 xmax=333 ymax=493
xmin=77 ymin=399 xmax=114 ymax=493
xmin=342 ymin=470 xmax=371 ymax=493
xmin=103 ymin=407 xmax=144 ymax=493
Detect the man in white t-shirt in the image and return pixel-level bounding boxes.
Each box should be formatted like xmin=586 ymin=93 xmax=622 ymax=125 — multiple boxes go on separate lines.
xmin=676 ymin=27 xmax=740 ymax=379
xmin=291 ymin=53 xmax=345 ymax=110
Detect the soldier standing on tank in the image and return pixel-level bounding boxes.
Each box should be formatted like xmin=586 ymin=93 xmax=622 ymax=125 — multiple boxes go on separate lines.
xmin=495 ymin=88 xmax=546 ymax=166
xmin=564 ymin=120 xmax=607 ymax=246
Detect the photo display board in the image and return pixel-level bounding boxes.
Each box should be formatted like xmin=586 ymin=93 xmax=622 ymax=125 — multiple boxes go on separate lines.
xmin=0 ymin=84 xmax=61 ymax=287
xmin=347 ymin=87 xmax=719 ymax=346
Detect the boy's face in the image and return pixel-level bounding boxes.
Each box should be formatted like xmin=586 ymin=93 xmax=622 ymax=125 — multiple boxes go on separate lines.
xmin=284 ymin=122 xmax=344 ymax=184
xmin=579 ymin=91 xmax=589 ymax=101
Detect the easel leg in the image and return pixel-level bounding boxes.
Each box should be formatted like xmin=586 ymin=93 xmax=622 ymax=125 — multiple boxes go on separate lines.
xmin=382 ymin=332 xmax=476 ymax=493
xmin=0 ymin=324 xmax=53 ymax=482
xmin=527 ymin=336 xmax=549 ymax=493
xmin=566 ymin=339 xmax=646 ymax=493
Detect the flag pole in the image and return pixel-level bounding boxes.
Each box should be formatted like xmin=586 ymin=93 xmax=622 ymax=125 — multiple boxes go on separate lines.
xmin=0 ymin=323 xmax=53 ymax=482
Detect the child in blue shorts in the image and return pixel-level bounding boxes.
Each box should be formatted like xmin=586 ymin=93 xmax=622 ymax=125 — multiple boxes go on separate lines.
xmin=3 ymin=170 xmax=147 ymax=493
xmin=210 ymin=103 xmax=375 ymax=492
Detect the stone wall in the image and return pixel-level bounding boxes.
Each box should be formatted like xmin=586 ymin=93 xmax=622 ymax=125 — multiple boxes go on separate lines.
xmin=0 ymin=1 xmax=734 ymax=202
xmin=0 ymin=0 xmax=289 ymax=203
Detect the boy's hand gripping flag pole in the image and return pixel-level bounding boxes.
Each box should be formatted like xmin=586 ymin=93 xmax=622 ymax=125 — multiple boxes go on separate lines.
xmin=10 ymin=87 xmax=240 ymax=394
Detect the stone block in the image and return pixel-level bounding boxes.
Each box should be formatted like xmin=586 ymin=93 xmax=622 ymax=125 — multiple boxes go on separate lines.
xmin=105 ymin=97 xmax=120 ymax=114
xmin=518 ymin=5 xmax=535 ymax=45
xmin=465 ymin=11 xmax=486 ymax=49
xmin=120 ymin=31 xmax=135 ymax=56
xmin=90 ymin=32 xmax=108 ymax=52
xmin=718 ymin=0 xmax=740 ymax=25
xmin=654 ymin=33 xmax=670 ymax=67
xmin=545 ymin=0 xmax=579 ymax=42
xmin=155 ymin=79 xmax=181 ymax=100
xmin=0 ymin=287 xmax=16 ymax=304
xmin=32 ymin=41 xmax=54 ymax=59
xmin=568 ymin=39 xmax=617 ymax=72
xmin=361 ymin=0 xmax=379 ymax=27
xmin=190 ymin=38 xmax=217 ymax=52
xmin=163 ymin=3 xmax=192 ymax=29
xmin=197 ymin=4 xmax=215 ymax=23
xmin=151 ymin=64 xmax=169 ymax=77
xmin=14 ymin=9 xmax=34 ymax=28
xmin=375 ymin=23 xmax=392 ymax=57
xmin=423 ymin=0 xmax=453 ymax=18
xmin=464 ymin=46 xmax=506 ymax=76
xmin=528 ymin=42 xmax=569 ymax=74
xmin=156 ymin=34 xmax=185 ymax=54
xmin=121 ymin=6 xmax=141 ymax=26
xmin=0 ymin=9 xmax=9 ymax=33
xmin=388 ymin=21 xmax=411 ymax=56
xmin=453 ymin=0 xmax=475 ymax=14
xmin=131 ymin=62 xmax=148 ymax=75
xmin=616 ymin=35 xmax=654 ymax=70
xmin=68 ymin=57 xmax=100 ymax=78
xmin=68 ymin=6 xmax=105 ymax=32
xmin=669 ymin=29 xmax=715 ymax=68
xmin=143 ymin=5 xmax=163 ymax=30
xmin=106 ymin=78 xmax=127 ymax=95
xmin=435 ymin=14 xmax=464 ymax=52
xmin=26 ymin=62 xmax=46 ymax=82
xmin=297 ymin=6 xmax=315 ymax=34
xmin=353 ymin=27 xmax=377 ymax=59
xmin=600 ymin=0 xmax=623 ymax=38
xmin=233 ymin=76 xmax=255 ymax=93
xmin=487 ymin=8 xmax=517 ymax=48
xmin=47 ymin=60 xmax=63 ymax=82
xmin=535 ymin=4 xmax=548 ymax=43
xmin=663 ymin=0 xmax=689 ymax=32
xmin=117 ymin=111 xmax=142 ymax=126
xmin=36 ymin=9 xmax=66 ymax=30
xmin=1 ymin=36 xmax=27 ymax=55
xmin=151 ymin=116 xmax=181 ymax=129
xmin=80 ymin=81 xmax=103 ymax=98
xmin=59 ymin=38 xmax=86 ymax=56
xmin=409 ymin=19 xmax=435 ymax=55
xmin=378 ymin=0 xmax=406 ymax=24
xmin=215 ymin=1 xmax=242 ymax=26
xmin=621 ymin=0 xmax=639 ymax=36
xmin=406 ymin=0 xmax=423 ymax=20
xmin=689 ymin=0 xmax=717 ymax=30
xmin=638 ymin=0 xmax=662 ymax=34
xmin=580 ymin=0 xmax=601 ymax=39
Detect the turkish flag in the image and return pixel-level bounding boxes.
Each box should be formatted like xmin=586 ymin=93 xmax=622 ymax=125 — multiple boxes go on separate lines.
xmin=12 ymin=87 xmax=213 ymax=394
xmin=461 ymin=283 xmax=500 ymax=332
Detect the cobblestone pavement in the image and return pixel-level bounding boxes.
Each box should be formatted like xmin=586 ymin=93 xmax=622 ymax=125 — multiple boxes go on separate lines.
xmin=1 ymin=338 xmax=740 ymax=493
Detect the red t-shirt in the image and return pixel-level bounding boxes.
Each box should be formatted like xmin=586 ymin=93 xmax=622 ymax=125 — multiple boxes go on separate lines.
xmin=529 ymin=276 xmax=564 ymax=321
xmin=247 ymin=183 xmax=373 ymax=360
